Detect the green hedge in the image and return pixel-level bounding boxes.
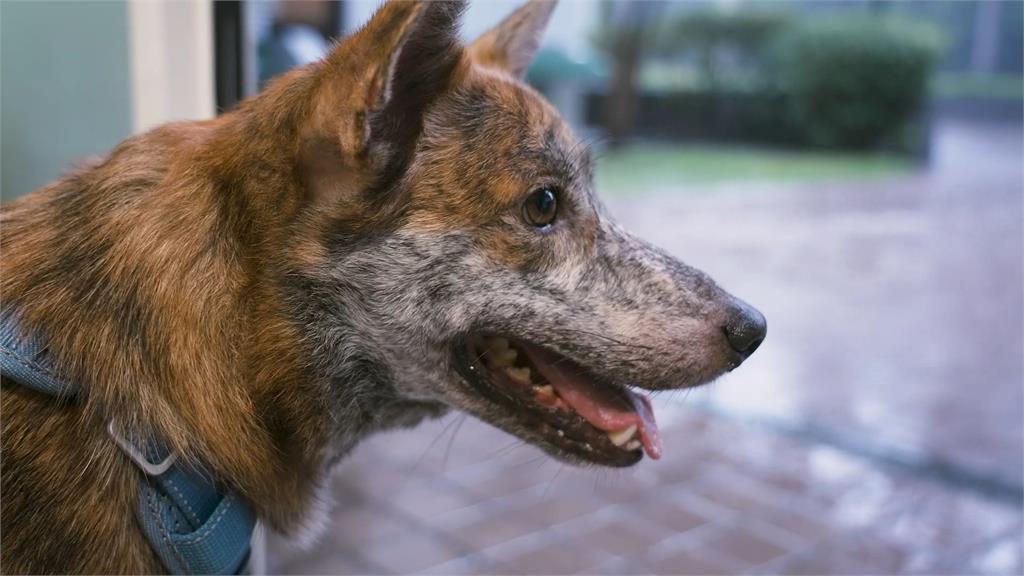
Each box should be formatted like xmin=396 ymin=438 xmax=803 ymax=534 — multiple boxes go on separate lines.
xmin=607 ymin=11 xmax=945 ymax=152
xmin=772 ymin=17 xmax=943 ymax=149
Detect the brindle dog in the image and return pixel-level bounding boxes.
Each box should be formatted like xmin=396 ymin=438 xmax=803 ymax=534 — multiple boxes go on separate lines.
xmin=0 ymin=1 xmax=765 ymax=572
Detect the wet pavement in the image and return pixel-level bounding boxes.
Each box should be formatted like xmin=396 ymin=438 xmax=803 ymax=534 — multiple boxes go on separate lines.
xmin=268 ymin=120 xmax=1023 ymax=575
xmin=629 ymin=119 xmax=1023 ymax=492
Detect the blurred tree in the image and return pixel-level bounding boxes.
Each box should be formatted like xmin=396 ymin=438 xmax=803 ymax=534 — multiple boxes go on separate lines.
xmin=662 ymin=10 xmax=792 ymax=92
xmin=592 ymin=1 xmax=664 ymax=148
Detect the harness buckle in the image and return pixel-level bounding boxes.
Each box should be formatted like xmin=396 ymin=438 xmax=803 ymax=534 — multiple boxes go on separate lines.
xmin=107 ymin=421 xmax=177 ymax=476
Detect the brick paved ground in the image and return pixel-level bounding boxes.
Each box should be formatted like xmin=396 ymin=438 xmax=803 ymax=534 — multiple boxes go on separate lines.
xmin=269 ymin=411 xmax=1021 ymax=575
xmin=268 ymin=120 xmax=1023 ymax=574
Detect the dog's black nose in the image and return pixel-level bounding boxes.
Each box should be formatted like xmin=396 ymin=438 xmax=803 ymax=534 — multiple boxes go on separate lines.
xmin=724 ymin=299 xmax=766 ymax=358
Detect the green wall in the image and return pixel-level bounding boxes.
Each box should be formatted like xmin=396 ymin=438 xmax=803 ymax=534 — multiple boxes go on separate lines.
xmin=1 ymin=0 xmax=133 ymax=201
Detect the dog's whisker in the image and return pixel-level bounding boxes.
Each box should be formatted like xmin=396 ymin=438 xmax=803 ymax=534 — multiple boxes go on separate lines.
xmin=514 ymin=453 xmax=548 ymax=469
xmin=483 ymin=439 xmax=526 ymax=462
xmin=542 ymin=463 xmax=566 ymax=498
xmin=441 ymin=414 xmax=468 ymax=472
xmin=410 ymin=413 xmax=463 ymax=473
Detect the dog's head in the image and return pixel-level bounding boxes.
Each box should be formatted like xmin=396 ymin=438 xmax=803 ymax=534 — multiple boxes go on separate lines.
xmin=287 ymin=0 xmax=765 ymax=466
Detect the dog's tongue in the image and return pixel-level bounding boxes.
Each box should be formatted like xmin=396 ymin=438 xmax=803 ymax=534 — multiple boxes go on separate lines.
xmin=525 ymin=347 xmax=662 ymax=460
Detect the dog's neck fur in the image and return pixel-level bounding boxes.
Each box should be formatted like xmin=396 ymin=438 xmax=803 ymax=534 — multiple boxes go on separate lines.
xmin=0 ymin=61 xmax=440 ymax=535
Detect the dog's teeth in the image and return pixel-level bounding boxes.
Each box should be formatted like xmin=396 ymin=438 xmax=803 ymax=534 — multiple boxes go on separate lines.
xmin=506 ymin=366 xmax=531 ymax=384
xmin=488 ymin=341 xmax=518 ymax=367
xmin=488 ymin=337 xmax=510 ymax=351
xmin=607 ymin=425 xmax=638 ymax=447
xmin=625 ymin=440 xmax=642 ymax=451
xmin=534 ymin=384 xmax=554 ymax=396
xmin=489 ymin=350 xmax=517 ymax=367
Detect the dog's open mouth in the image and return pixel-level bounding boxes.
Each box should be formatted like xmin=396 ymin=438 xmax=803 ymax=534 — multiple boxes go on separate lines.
xmin=455 ymin=335 xmax=662 ymax=466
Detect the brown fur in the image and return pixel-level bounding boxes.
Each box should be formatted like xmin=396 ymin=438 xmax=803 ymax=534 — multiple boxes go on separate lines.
xmin=0 ymin=2 xmax=454 ymax=570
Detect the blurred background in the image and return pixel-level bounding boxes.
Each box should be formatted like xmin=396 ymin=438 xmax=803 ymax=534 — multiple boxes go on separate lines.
xmin=2 ymin=0 xmax=1022 ymax=574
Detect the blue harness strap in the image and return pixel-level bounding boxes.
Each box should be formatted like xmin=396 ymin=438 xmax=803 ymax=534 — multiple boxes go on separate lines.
xmin=0 ymin=312 xmax=77 ymax=399
xmin=0 ymin=310 xmax=256 ymax=575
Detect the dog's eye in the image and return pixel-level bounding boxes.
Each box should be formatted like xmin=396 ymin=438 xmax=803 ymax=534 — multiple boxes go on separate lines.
xmin=523 ymin=187 xmax=558 ymax=228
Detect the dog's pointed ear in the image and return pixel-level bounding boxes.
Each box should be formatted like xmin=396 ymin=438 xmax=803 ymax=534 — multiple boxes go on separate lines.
xmin=467 ymin=0 xmax=557 ymax=78
xmin=304 ymin=0 xmax=465 ymax=185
